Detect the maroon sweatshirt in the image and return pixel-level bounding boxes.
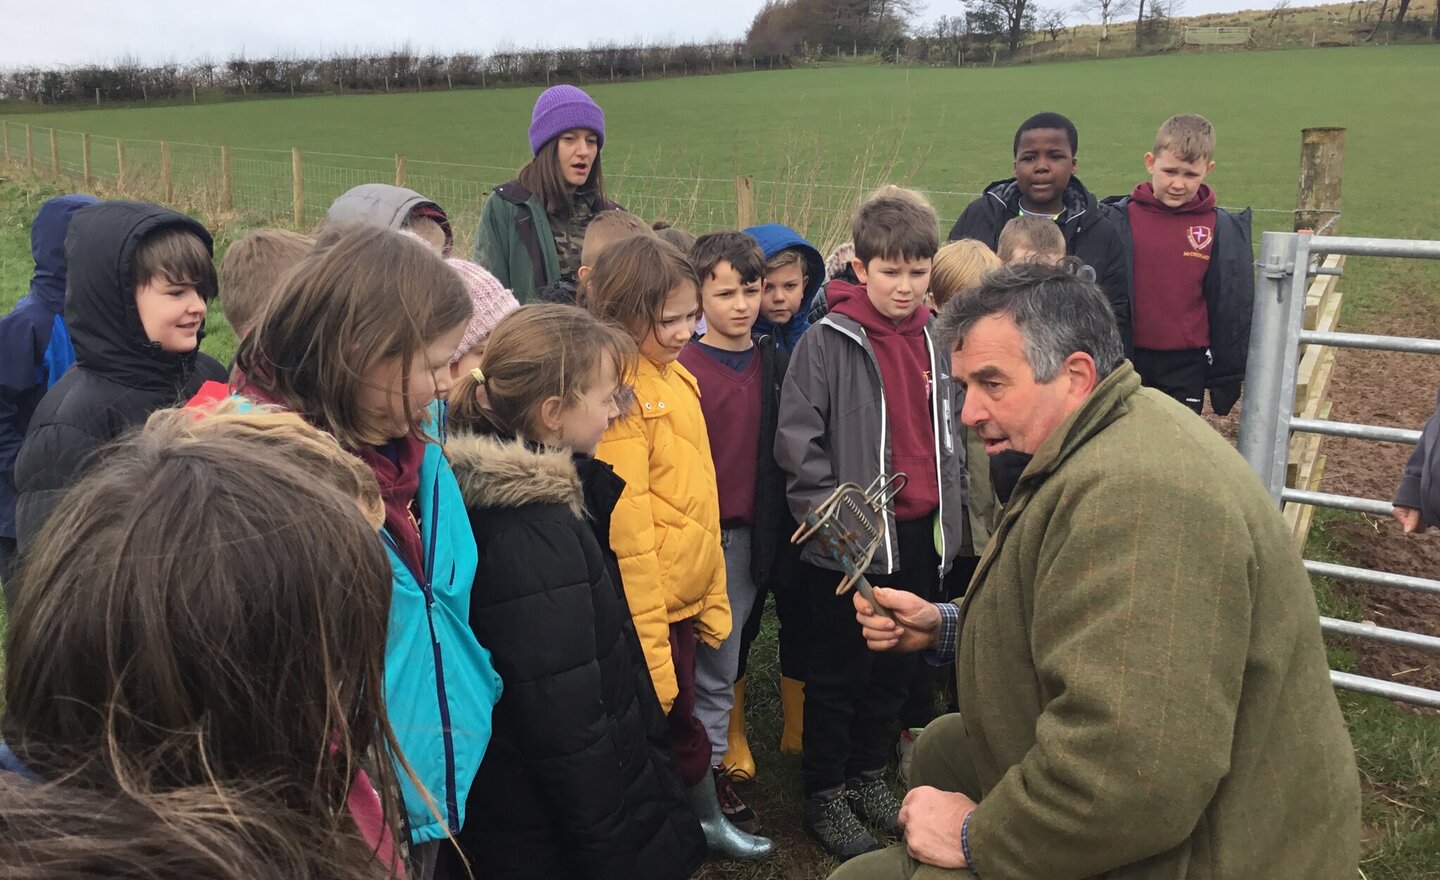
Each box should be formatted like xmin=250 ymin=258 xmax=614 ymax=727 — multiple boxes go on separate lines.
xmin=826 ymin=281 xmax=939 ymax=522
xmin=1128 ymin=182 xmax=1217 ymax=351
xmin=679 ymin=342 xmax=761 ymax=526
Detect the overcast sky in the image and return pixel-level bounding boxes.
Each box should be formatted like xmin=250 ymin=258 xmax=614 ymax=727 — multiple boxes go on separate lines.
xmin=2 ymin=0 xmax=1266 ymax=68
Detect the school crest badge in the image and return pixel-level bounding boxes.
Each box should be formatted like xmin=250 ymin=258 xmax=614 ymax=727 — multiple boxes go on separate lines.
xmin=1187 ymin=225 xmax=1213 ymax=250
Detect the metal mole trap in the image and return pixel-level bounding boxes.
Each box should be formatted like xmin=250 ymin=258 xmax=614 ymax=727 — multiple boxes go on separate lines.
xmin=792 ymin=473 xmax=907 ymax=621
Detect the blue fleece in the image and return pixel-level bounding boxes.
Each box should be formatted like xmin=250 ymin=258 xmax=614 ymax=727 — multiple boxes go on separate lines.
xmin=0 ymin=194 xmax=99 ymax=539
xmin=744 ymin=223 xmax=825 ymax=353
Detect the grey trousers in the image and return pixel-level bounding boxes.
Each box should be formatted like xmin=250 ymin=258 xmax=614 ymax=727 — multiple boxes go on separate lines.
xmin=694 ymin=526 xmax=761 ymax=765
xmin=827 ymin=713 xmax=982 ymax=880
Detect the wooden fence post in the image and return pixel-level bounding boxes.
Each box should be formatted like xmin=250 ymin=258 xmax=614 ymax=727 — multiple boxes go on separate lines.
xmin=26 ymin=124 xmax=33 ymax=170
xmin=292 ymin=147 xmax=304 ymax=227
xmin=82 ymin=133 xmax=92 ymax=187
xmin=49 ymin=128 xmax=59 ymax=174
xmin=394 ymin=154 xmax=407 ymax=187
xmin=2 ymin=121 xmax=9 ymax=163
xmin=1295 ymin=127 xmax=1345 ymax=234
xmin=735 ymin=175 xmax=756 ymax=228
xmin=220 ymin=146 xmax=233 ymax=210
xmin=117 ymin=138 xmax=127 ymax=187
xmin=161 ymin=140 xmax=173 ymax=203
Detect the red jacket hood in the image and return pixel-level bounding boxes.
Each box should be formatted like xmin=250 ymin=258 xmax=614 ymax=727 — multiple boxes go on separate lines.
xmin=825 ymin=279 xmax=931 ymax=337
xmin=1130 ymin=181 xmax=1216 ymax=215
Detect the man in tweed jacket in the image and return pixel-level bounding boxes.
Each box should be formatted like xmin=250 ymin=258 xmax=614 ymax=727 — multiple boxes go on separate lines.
xmin=833 ymin=264 xmax=1360 ymax=880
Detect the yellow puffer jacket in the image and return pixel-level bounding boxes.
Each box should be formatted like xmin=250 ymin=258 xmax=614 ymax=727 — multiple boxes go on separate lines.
xmin=598 ymin=357 xmax=730 ymax=714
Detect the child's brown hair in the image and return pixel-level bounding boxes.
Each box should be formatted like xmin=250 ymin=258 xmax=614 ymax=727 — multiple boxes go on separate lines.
xmin=852 ymin=188 xmax=940 ymax=265
xmin=3 ymin=407 xmax=411 ymax=878
xmin=219 ymin=229 xmax=314 ymax=337
xmin=997 ymin=215 xmax=1066 ymax=263
xmin=651 ymin=221 xmax=696 ymax=253
xmin=584 ymin=235 xmax=701 ymax=340
xmin=929 ymin=239 xmax=1003 ymax=309
xmin=234 ymin=225 xmax=472 ymax=449
xmin=580 ymin=210 xmax=654 ymax=270
xmin=449 ymin=303 xmax=635 ymax=442
xmin=691 ymin=231 xmax=766 ymax=286
xmin=133 ymin=225 xmax=218 ymax=300
xmin=178 ymin=399 xmax=384 ymax=528
xmin=1153 ymin=114 xmax=1216 ymax=163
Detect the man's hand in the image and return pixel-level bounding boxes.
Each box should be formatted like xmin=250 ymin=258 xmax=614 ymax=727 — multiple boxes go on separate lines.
xmin=1393 ymin=505 xmax=1428 ymax=534
xmin=853 ymin=588 xmax=941 ymax=653
xmin=899 ymin=786 xmax=977 ymax=869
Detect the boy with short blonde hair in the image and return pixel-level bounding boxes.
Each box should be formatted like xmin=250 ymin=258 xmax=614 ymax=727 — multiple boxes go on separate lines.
xmin=776 ymin=191 xmax=965 ymax=859
xmin=219 ymin=229 xmax=314 ymax=338
xmin=1102 ymin=113 xmax=1254 ymax=416
xmin=540 ymin=209 xmax=653 ymax=304
xmin=997 ymin=215 xmax=1065 ymax=265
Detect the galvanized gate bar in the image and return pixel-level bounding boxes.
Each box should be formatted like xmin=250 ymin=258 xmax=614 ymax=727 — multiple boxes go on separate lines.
xmin=1321 ymin=617 xmax=1440 ymax=651
xmin=1308 ymin=235 xmax=1440 ymax=260
xmin=1281 ymin=488 xmax=1393 ymax=517
xmin=1238 ymin=229 xmax=1440 ymax=708
xmin=1298 ymin=330 xmax=1440 ymax=354
xmin=1289 ymin=417 xmax=1422 ymax=444
xmin=1305 ymin=560 xmax=1440 ymax=597
xmin=1331 ymin=671 xmax=1440 ymax=709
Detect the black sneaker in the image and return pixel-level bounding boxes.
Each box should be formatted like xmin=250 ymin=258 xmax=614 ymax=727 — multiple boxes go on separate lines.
xmin=713 ymin=765 xmax=758 ymax=833
xmin=803 ymin=787 xmax=881 ymax=861
xmin=846 ymin=771 xmax=902 ymax=838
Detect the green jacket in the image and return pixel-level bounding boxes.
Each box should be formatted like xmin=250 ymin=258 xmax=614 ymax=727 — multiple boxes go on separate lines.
xmin=953 ymin=363 xmax=1359 ymax=880
xmin=473 ymin=182 xmax=563 ymax=304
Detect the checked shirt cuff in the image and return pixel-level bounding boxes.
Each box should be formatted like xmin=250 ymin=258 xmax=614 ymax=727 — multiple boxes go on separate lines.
xmin=923 ymin=601 xmax=959 ymax=666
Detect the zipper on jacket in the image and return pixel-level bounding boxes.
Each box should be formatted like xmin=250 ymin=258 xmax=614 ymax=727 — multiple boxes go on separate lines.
xmin=924 ymin=327 xmax=950 ymax=579
xmin=821 ymin=318 xmax=895 ymax=573
xmin=380 ymin=467 xmax=461 ymax=835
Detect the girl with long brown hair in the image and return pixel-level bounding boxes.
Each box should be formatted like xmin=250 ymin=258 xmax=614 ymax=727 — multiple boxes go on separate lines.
xmin=1 ymin=405 xmax=407 ymax=878
xmin=473 ymin=85 xmax=619 ymax=303
xmin=233 ymin=225 xmax=502 ymax=877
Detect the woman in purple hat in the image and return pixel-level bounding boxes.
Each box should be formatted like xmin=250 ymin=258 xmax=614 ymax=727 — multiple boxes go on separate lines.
xmin=474 ymin=84 xmax=620 ymax=303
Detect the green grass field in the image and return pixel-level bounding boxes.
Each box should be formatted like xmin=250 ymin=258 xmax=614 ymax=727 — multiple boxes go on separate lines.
xmin=4 ymin=45 xmax=1439 ymax=246
xmin=3 ymin=45 xmax=1440 ymax=878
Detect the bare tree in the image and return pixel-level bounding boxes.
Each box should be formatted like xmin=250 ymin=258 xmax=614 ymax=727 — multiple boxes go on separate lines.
xmin=1039 ymin=6 xmax=1069 ymax=39
xmin=1268 ymin=0 xmax=1292 ymax=26
xmin=964 ymin=0 xmax=1037 ymax=54
xmin=1073 ymin=0 xmax=1135 ymax=40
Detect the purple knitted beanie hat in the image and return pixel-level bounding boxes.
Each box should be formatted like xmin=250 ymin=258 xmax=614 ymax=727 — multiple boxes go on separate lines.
xmin=529 ymin=85 xmax=606 ymax=155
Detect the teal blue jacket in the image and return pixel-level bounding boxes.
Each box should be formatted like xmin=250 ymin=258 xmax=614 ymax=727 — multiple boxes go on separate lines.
xmin=380 ymin=439 xmax=502 ymax=844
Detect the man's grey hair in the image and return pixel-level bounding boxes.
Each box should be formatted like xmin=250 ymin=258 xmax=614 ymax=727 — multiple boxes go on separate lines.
xmin=935 ymin=262 xmax=1125 ymax=382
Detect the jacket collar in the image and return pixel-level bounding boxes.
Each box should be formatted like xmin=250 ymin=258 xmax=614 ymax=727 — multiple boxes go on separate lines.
xmin=985 ymin=176 xmax=1099 ymax=229
xmin=447 ymin=431 xmax=584 ymax=517
xmin=1009 ymin=361 xmax=1141 ymax=502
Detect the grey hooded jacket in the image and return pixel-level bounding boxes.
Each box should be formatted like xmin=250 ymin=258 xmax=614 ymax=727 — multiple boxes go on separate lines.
xmin=775 ymin=310 xmax=967 ymax=577
xmin=1394 ymin=387 xmax=1440 ymax=526
xmin=326 ymin=184 xmax=452 ymax=254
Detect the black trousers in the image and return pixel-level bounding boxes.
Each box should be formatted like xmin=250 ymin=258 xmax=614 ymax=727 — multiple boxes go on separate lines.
xmin=898 ymin=554 xmax=978 ymax=728
xmin=801 ymin=518 xmax=938 ymax=796
xmin=736 ymin=558 xmax=809 ymax=683
xmin=1133 ymin=347 xmax=1208 ymax=415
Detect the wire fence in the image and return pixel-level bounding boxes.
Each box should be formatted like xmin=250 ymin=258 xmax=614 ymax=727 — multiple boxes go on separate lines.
xmin=1 ymin=120 xmax=1300 ymax=259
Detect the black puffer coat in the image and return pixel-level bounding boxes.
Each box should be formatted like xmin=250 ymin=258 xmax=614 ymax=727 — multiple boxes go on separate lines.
xmin=948 ymin=176 xmax=1132 ymax=351
xmin=14 ymin=201 xmax=225 ymax=552
xmin=444 ymin=432 xmax=705 ymax=880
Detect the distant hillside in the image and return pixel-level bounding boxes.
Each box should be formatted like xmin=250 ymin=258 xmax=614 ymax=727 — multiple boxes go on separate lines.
xmin=1006 ymin=0 xmax=1439 ymax=65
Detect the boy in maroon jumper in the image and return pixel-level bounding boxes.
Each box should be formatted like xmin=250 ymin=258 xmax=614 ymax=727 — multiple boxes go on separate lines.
xmin=680 ymin=232 xmax=792 ymax=834
xmin=776 ymin=191 xmax=966 ymax=860
xmin=1103 ymin=114 xmax=1254 ymax=415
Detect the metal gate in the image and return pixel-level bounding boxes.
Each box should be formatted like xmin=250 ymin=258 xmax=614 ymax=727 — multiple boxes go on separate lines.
xmin=1238 ymin=231 xmax=1440 ymax=709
